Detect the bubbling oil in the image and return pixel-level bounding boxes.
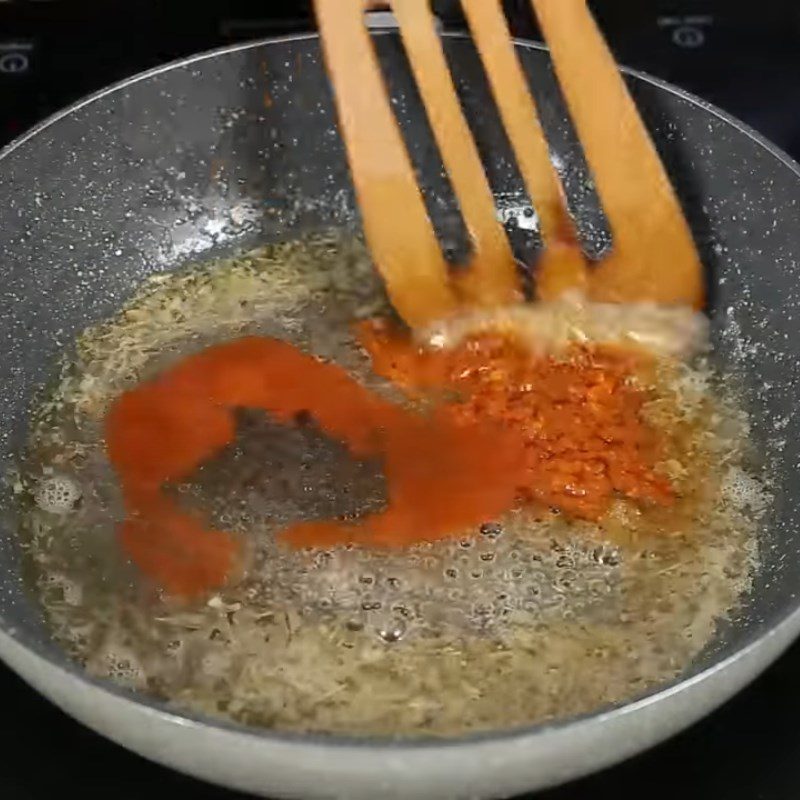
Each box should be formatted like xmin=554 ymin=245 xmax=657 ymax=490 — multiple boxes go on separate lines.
xmin=15 ymin=233 xmax=765 ymax=737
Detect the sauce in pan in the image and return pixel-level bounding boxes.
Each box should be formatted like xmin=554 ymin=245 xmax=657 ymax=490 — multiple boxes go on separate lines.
xmin=16 ymin=235 xmax=765 ymax=737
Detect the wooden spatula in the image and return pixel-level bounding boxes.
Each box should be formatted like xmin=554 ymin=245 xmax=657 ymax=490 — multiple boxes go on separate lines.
xmin=314 ymin=0 xmax=704 ymax=329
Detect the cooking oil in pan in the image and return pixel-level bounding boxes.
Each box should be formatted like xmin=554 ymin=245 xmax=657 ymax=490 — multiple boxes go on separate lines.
xmin=14 ymin=233 xmax=767 ymax=737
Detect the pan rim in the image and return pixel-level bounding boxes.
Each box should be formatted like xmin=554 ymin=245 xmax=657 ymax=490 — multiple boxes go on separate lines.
xmin=1 ymin=29 xmax=799 ymax=753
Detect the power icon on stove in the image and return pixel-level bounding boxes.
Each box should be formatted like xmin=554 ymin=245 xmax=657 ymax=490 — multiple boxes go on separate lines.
xmin=0 ymin=42 xmax=33 ymax=75
xmin=672 ymin=25 xmax=705 ymax=48
xmin=658 ymin=15 xmax=713 ymax=51
xmin=0 ymin=52 xmax=29 ymax=74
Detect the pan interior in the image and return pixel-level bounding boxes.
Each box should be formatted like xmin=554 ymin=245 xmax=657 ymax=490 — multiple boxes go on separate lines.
xmin=0 ymin=34 xmax=799 ymax=740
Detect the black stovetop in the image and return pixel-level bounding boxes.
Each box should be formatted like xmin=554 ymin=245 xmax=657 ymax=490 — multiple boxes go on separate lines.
xmin=2 ymin=1 xmax=800 ymax=798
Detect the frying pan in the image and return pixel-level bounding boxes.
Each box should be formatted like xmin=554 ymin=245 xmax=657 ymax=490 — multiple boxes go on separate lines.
xmin=1 ymin=30 xmax=800 ymax=800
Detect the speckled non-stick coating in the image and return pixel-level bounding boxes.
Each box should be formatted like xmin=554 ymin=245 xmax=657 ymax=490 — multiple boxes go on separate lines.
xmin=0 ymin=32 xmax=799 ymax=799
